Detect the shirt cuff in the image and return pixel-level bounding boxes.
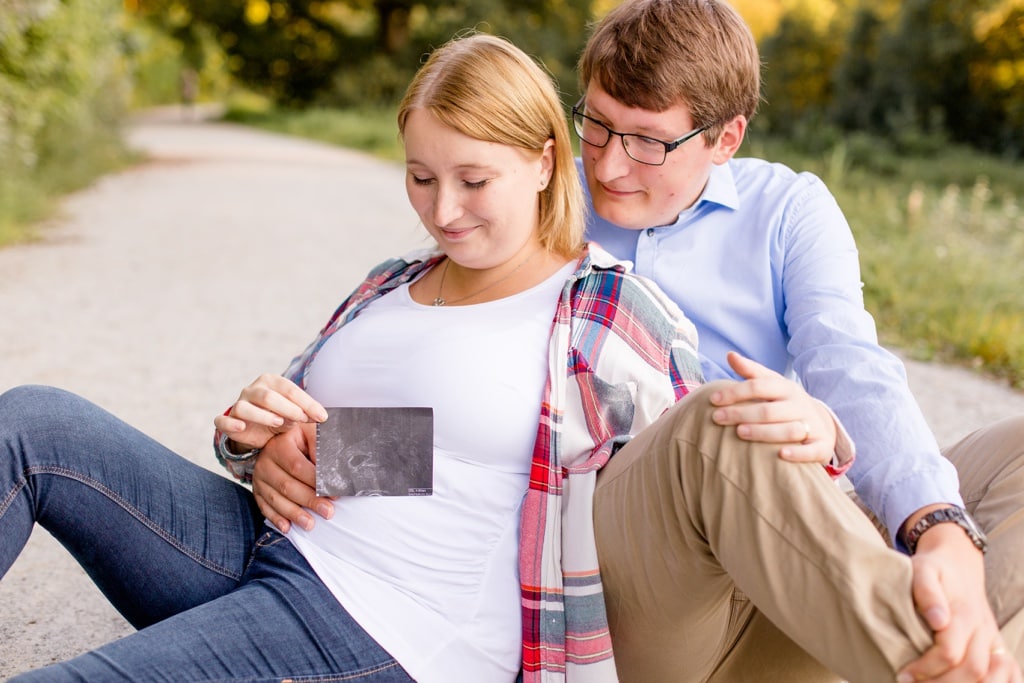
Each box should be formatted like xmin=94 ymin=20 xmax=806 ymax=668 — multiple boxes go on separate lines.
xmin=817 ymin=399 xmax=855 ymax=477
xmin=213 ymin=427 xmax=257 ymax=483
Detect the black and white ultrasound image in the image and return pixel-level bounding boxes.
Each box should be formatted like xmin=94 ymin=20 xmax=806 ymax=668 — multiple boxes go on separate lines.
xmin=316 ymin=407 xmax=433 ymax=497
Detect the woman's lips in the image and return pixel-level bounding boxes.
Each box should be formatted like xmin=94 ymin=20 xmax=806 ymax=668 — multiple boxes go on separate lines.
xmin=440 ymin=226 xmax=478 ymax=240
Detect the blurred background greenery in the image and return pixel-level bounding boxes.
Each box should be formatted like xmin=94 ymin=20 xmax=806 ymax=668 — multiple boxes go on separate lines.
xmin=2 ymin=0 xmax=1023 ymax=385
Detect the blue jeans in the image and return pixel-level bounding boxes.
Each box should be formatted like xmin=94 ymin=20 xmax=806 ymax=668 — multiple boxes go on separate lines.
xmin=1 ymin=385 xmax=414 ymax=682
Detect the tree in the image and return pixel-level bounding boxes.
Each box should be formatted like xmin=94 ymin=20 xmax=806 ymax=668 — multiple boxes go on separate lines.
xmin=830 ymin=5 xmax=885 ymax=131
xmin=129 ymin=0 xmax=593 ymax=106
xmin=758 ymin=8 xmax=840 ymax=136
xmin=970 ymin=4 xmax=1024 ymax=154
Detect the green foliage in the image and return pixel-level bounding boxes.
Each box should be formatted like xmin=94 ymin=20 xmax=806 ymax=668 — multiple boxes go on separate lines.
xmin=130 ymin=0 xmax=590 ymax=107
xmin=758 ymin=9 xmax=840 ymax=134
xmin=223 ymin=99 xmax=404 ymax=159
xmin=0 ymin=0 xmax=133 ymax=243
xmin=757 ymin=0 xmax=1024 ymax=158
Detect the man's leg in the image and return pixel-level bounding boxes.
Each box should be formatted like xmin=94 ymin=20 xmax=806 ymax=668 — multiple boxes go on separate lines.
xmin=594 ymin=381 xmax=933 ymax=683
xmin=943 ymin=415 xmax=1024 ymax=659
xmin=10 ymin=529 xmax=415 ymax=682
xmin=0 ymin=385 xmax=263 ymax=627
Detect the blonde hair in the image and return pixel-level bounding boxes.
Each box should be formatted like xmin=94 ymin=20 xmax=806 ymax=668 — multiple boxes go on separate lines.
xmin=579 ymin=0 xmax=761 ymax=143
xmin=398 ymin=34 xmax=585 ymax=258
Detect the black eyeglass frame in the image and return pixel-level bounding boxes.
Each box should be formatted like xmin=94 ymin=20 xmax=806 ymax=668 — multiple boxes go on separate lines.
xmin=571 ymin=97 xmax=708 ymax=166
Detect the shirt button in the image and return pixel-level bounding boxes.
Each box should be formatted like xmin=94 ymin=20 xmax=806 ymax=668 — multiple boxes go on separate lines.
xmin=646 ymin=228 xmax=655 ymax=237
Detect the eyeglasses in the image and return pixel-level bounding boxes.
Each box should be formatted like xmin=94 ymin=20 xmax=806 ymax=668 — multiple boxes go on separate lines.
xmin=571 ymin=97 xmax=708 ymax=166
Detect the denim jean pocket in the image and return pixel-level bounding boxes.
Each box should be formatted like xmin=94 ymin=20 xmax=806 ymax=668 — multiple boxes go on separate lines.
xmin=243 ymin=527 xmax=288 ymax=574
xmin=255 ymin=529 xmax=287 ymax=548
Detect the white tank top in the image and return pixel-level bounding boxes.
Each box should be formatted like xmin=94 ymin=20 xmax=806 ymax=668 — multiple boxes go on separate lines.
xmin=287 ymin=260 xmax=574 ymax=683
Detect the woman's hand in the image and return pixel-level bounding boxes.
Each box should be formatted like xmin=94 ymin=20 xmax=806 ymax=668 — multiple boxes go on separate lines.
xmin=709 ymin=352 xmax=838 ymax=464
xmin=253 ymin=424 xmax=335 ymax=533
xmin=214 ymin=374 xmax=328 ymax=452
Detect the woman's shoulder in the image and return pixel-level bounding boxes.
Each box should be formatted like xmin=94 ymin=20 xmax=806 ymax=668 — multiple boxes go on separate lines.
xmin=573 ymin=243 xmax=698 ymax=345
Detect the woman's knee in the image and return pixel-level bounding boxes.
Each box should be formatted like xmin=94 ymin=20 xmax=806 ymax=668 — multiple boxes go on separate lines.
xmin=0 ymin=384 xmax=91 ymax=429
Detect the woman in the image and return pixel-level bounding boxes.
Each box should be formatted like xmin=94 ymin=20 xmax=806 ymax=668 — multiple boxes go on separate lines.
xmin=0 ymin=34 xmax=706 ymax=681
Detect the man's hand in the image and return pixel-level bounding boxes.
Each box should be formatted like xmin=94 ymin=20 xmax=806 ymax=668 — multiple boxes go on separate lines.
xmin=896 ymin=515 xmax=1022 ymax=682
xmin=709 ymin=351 xmax=837 ymax=464
xmin=252 ymin=424 xmax=335 ymax=533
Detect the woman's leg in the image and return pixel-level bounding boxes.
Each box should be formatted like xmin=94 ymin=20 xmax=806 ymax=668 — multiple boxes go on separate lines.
xmin=0 ymin=385 xmax=263 ymax=628
xmin=10 ymin=530 xmax=415 ymax=683
xmin=942 ymin=415 xmax=1024 ymax=659
xmin=593 ymin=381 xmax=933 ymax=683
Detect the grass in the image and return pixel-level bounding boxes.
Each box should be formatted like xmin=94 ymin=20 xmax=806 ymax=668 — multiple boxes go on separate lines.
xmin=222 ymin=99 xmax=405 ymax=161
xmin=0 ymin=132 xmax=136 ymax=246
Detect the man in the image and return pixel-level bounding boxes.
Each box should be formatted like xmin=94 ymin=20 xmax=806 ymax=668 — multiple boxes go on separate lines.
xmin=574 ymin=0 xmax=1023 ymax=681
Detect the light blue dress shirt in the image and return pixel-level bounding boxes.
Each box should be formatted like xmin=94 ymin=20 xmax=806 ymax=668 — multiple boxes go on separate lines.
xmin=581 ymin=156 xmax=964 ymax=546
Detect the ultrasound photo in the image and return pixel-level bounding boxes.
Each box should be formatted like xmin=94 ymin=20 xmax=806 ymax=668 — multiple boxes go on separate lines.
xmin=316 ymin=407 xmax=433 ymax=497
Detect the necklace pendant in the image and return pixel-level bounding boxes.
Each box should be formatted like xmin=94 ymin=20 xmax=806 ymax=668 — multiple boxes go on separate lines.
xmin=432 ymin=297 xmax=446 ymax=307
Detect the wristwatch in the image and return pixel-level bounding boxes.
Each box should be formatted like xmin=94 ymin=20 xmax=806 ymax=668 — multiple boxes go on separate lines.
xmin=904 ymin=506 xmax=988 ymax=555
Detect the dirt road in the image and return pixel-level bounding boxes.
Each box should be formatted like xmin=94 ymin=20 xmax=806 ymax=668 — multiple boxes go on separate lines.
xmin=2 ymin=109 xmax=1022 ymax=677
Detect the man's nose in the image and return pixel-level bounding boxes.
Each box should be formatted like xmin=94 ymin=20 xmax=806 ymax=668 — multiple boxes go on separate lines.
xmin=591 ymin=135 xmax=633 ymax=182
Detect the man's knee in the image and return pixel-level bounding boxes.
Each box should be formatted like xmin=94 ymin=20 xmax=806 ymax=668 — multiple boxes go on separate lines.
xmin=657 ymin=380 xmax=764 ymax=464
xmin=659 ymin=380 xmax=733 ymax=433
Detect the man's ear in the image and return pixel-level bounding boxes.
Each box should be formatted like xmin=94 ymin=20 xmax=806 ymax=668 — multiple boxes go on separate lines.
xmin=712 ymin=115 xmax=747 ymax=165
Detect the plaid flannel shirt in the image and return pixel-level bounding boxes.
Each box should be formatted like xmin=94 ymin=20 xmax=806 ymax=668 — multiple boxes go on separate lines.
xmin=216 ymin=243 xmax=703 ymax=681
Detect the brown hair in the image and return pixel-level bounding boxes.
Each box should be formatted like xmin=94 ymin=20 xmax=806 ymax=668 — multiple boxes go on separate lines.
xmin=398 ymin=34 xmax=585 ymax=258
xmin=579 ymin=0 xmax=761 ymax=143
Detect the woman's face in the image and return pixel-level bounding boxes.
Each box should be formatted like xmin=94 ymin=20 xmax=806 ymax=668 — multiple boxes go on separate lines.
xmin=403 ymin=109 xmax=554 ymax=271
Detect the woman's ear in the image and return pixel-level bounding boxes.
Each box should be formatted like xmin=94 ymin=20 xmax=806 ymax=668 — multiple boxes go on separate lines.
xmin=538 ymin=137 xmax=555 ymax=191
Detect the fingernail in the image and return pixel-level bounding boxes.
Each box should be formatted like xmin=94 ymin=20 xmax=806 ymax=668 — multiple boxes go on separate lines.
xmin=710 ymin=392 xmax=722 ymax=405
xmin=896 ymin=671 xmax=914 ymax=683
xmin=272 ymin=417 xmax=284 ymax=427
xmin=317 ymin=503 xmax=333 ymax=519
xmin=301 ymin=515 xmax=314 ymax=531
xmin=737 ymin=425 xmax=750 ymax=437
xmin=712 ymin=409 xmax=726 ymax=422
xmin=317 ymin=408 xmax=329 ymax=422
xmin=924 ymin=606 xmax=946 ymax=627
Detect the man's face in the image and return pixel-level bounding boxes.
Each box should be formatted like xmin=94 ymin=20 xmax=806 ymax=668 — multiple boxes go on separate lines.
xmin=579 ymin=81 xmax=721 ymax=230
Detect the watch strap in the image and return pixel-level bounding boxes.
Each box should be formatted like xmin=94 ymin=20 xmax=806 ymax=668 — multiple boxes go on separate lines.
xmin=904 ymin=506 xmax=988 ymax=555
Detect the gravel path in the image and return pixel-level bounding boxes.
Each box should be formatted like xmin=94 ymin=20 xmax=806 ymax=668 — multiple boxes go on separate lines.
xmin=2 ymin=109 xmax=1023 ymax=677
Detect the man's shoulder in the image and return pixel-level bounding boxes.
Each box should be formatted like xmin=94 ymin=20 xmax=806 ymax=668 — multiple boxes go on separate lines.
xmin=730 ymin=156 xmax=829 ymax=191
xmin=725 ymin=157 xmax=834 ymax=213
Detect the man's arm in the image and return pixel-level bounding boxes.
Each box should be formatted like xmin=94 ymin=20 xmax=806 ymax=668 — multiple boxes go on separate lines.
xmin=251 ymin=425 xmax=334 ymax=533
xmin=767 ymin=176 xmax=1016 ymax=680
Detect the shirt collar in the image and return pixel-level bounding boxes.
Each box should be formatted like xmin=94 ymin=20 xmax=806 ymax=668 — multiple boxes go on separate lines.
xmin=700 ymin=161 xmax=740 ymax=212
xmin=648 ymin=162 xmax=740 ymax=232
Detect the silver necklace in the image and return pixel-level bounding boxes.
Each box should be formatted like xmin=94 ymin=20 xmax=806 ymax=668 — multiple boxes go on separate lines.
xmin=432 ymin=253 xmax=536 ymax=306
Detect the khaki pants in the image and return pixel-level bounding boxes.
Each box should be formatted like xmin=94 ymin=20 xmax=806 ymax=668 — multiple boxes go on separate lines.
xmin=594 ymin=381 xmax=1024 ymax=682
